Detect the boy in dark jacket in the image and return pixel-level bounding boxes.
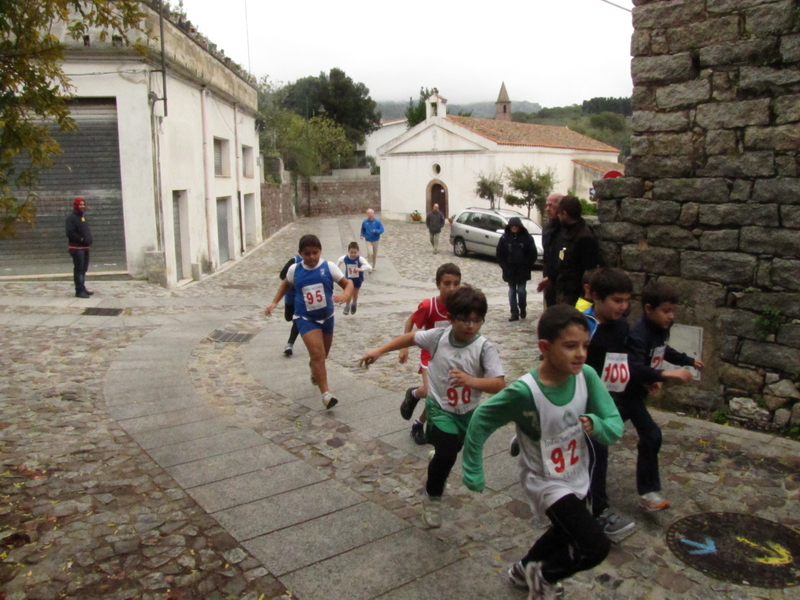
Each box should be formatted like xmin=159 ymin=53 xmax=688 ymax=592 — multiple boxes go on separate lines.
xmin=620 ymin=281 xmax=704 ymax=512
xmin=496 ymin=216 xmax=537 ymax=322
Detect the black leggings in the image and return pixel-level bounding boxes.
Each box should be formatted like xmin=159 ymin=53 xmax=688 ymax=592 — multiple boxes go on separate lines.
xmin=426 ymin=424 xmax=463 ymax=497
xmin=523 ymin=493 xmax=610 ymax=584
xmin=284 ymin=303 xmax=299 ymax=345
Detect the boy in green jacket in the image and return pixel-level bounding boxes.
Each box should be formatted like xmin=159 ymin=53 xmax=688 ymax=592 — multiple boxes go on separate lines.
xmin=462 ymin=304 xmax=623 ymax=600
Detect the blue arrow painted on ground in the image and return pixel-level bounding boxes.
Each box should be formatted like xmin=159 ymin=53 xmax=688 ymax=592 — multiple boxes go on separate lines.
xmin=680 ymin=537 xmax=717 ymax=555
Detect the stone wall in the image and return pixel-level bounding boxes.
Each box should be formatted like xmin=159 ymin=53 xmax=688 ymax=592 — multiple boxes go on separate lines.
xmin=260 ymin=181 xmax=296 ymax=240
xmin=595 ymin=0 xmax=800 ymax=430
xmin=299 ymin=174 xmax=381 ymax=217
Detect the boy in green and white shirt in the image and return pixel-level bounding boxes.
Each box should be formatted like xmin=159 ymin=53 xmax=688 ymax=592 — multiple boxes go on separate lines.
xmin=360 ymin=285 xmax=505 ymax=528
xmin=462 ymin=304 xmax=623 ymax=599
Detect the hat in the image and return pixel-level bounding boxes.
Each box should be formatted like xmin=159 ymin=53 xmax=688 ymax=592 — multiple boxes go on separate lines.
xmin=73 ymin=197 xmax=85 ymax=210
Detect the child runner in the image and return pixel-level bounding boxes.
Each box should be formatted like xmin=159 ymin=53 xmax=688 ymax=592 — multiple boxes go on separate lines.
xmin=582 ymin=268 xmax=636 ymax=542
xmin=336 ymin=241 xmax=372 ymax=316
xmin=360 ymin=286 xmax=505 ymax=528
xmin=279 ymin=253 xmax=302 ymax=356
xmin=398 ymin=263 xmax=462 ymax=445
xmin=266 ymin=234 xmax=353 ymax=409
xmin=620 ymin=280 xmax=704 ymax=511
xmin=462 ymin=305 xmax=623 ymax=599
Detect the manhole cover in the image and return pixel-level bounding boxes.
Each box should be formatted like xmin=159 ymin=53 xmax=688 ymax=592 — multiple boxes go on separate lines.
xmin=666 ymin=512 xmax=800 ymax=588
xmin=207 ymin=330 xmax=255 ymax=343
xmin=82 ymin=308 xmax=123 ymax=316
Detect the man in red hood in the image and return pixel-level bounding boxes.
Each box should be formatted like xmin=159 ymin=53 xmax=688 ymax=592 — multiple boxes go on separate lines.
xmin=65 ymin=197 xmax=94 ymax=298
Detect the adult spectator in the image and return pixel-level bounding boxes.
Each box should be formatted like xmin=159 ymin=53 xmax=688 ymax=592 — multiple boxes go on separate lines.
xmin=65 ymin=196 xmax=94 ymax=299
xmin=360 ymin=208 xmax=385 ymax=269
xmin=537 ymin=193 xmax=564 ymax=308
xmin=555 ymin=195 xmax=602 ymax=306
xmin=425 ymin=203 xmax=446 ymax=254
xmin=496 ymin=216 xmax=537 ymax=322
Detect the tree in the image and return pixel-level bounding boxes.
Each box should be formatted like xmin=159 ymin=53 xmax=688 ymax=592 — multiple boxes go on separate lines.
xmin=279 ymin=68 xmax=380 ymax=146
xmin=1 ymin=0 xmax=145 ymax=237
xmin=505 ymin=166 xmax=557 ymax=220
xmin=475 ymin=172 xmax=504 ymax=209
xmin=405 ymin=87 xmax=437 ymax=128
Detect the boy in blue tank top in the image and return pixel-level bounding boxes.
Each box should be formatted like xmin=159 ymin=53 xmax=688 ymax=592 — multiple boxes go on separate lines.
xmin=336 ymin=241 xmax=372 ymax=316
xmin=462 ymin=305 xmax=623 ymax=599
xmin=266 ymin=234 xmax=353 ymax=409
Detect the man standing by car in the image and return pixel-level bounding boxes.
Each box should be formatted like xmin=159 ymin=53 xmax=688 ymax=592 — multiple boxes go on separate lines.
xmin=65 ymin=196 xmax=94 ymax=299
xmin=425 ymin=203 xmax=446 ymax=254
xmin=360 ymin=208 xmax=385 ymax=269
xmin=496 ymin=216 xmax=537 ymax=321
xmin=537 ymin=193 xmax=563 ymax=308
xmin=555 ymin=195 xmax=602 ymax=306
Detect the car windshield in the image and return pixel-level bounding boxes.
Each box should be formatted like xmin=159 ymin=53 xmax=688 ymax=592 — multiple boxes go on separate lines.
xmin=520 ymin=218 xmax=542 ymax=235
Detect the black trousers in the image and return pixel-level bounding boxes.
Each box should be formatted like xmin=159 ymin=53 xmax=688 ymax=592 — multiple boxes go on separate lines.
xmin=588 ymin=436 xmax=609 ymax=516
xmin=523 ymin=493 xmax=610 ymax=584
xmin=284 ymin=303 xmax=299 ymax=345
xmin=69 ymin=249 xmax=90 ymax=293
xmin=426 ymin=424 xmax=463 ymax=497
xmin=616 ymin=398 xmax=663 ymax=495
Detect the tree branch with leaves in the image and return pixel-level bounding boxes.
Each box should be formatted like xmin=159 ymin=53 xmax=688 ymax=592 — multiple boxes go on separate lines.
xmin=504 ymin=166 xmax=557 ymax=220
xmin=475 ymin=172 xmax=504 ymax=210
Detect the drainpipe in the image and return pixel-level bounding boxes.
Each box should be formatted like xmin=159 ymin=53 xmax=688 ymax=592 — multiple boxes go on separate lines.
xmin=233 ymin=103 xmax=245 ymax=254
xmin=200 ymin=87 xmax=216 ymax=270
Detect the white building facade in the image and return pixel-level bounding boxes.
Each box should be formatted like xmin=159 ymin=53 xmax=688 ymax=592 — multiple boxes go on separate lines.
xmin=377 ymin=94 xmax=619 ymax=223
xmin=0 ymin=2 xmax=262 ymax=286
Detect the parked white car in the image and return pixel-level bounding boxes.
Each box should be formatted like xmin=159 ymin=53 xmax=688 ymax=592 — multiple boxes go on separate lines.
xmin=449 ymin=207 xmax=543 ymax=263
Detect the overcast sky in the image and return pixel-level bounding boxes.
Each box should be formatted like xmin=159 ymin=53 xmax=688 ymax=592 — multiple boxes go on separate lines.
xmin=177 ymin=0 xmax=634 ymax=108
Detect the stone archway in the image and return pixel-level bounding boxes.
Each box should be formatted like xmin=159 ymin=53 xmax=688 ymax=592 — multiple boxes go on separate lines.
xmin=426 ymin=180 xmax=448 ymax=218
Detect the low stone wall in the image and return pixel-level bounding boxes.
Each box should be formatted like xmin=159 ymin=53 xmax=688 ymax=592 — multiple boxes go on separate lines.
xmin=260 ymin=181 xmax=296 ymax=239
xmin=299 ymin=175 xmax=381 ymax=217
xmin=595 ymin=0 xmax=800 ymax=431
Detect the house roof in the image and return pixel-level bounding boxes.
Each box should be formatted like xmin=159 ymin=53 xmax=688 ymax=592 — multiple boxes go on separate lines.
xmin=572 ymin=159 xmax=625 ymax=173
xmin=446 ymin=116 xmax=619 ymax=153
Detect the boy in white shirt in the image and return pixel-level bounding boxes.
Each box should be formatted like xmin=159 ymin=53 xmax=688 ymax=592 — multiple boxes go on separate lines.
xmin=336 ymin=241 xmax=372 ymax=316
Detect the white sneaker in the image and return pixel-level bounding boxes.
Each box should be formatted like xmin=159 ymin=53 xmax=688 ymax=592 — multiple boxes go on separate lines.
xmin=639 ymin=491 xmax=670 ymax=512
xmin=422 ymin=494 xmax=442 ymax=528
xmin=283 ymin=343 xmax=293 ymax=357
xmin=321 ymin=392 xmax=338 ymax=410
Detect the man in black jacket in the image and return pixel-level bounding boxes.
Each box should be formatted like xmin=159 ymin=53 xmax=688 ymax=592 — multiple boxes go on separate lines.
xmin=537 ymin=193 xmax=564 ymax=308
xmin=496 ymin=216 xmax=537 ymax=321
xmin=555 ymin=195 xmax=602 ymax=306
xmin=65 ymin=197 xmax=94 ymax=298
xmin=425 ymin=203 xmax=446 ymax=254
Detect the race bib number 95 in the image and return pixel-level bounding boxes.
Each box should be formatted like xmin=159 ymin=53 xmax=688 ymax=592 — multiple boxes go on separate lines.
xmin=302 ymin=283 xmax=327 ymax=311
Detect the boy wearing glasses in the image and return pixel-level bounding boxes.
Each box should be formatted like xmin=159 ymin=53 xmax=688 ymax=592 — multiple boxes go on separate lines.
xmin=360 ymin=286 xmax=505 ymax=528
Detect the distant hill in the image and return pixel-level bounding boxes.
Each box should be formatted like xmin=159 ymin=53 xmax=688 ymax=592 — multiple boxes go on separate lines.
xmin=376 ymin=99 xmax=543 ymax=121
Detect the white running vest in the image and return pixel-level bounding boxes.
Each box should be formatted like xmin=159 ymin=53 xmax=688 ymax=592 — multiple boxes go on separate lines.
xmin=516 ymin=371 xmax=591 ymax=515
xmin=428 ymin=329 xmax=490 ymax=415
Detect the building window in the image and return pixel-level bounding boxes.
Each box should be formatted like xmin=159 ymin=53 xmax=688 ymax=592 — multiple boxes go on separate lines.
xmin=214 ymin=138 xmax=230 ymax=177
xmin=242 ymin=145 xmax=254 ymax=178
xmin=431 ymin=163 xmax=441 ymax=176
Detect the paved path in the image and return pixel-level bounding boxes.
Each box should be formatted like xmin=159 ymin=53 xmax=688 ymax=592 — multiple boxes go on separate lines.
xmin=1 ymin=217 xmax=798 ymax=600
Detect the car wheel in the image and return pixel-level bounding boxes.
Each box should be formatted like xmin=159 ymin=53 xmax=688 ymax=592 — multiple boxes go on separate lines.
xmin=453 ymin=238 xmax=467 ymax=257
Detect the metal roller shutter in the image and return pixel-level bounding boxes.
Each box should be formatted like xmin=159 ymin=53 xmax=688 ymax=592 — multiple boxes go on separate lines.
xmin=0 ymin=98 xmax=127 ymax=276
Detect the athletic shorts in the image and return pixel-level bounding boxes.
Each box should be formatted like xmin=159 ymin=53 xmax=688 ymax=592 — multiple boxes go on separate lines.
xmin=294 ymin=316 xmax=334 ymax=336
xmin=348 ymin=278 xmax=363 ymax=289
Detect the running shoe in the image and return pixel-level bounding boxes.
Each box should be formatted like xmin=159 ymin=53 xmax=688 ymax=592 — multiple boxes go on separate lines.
xmin=351 ymin=304 xmax=357 ymax=314
xmin=411 ymin=421 xmax=427 ymax=445
xmin=639 ymin=492 xmax=671 ymax=512
xmin=422 ymin=494 xmax=442 ymax=528
xmin=596 ymin=508 xmax=636 ymax=543
xmin=343 ymin=304 xmax=350 ymax=315
xmin=400 ymin=387 xmax=420 ymax=420
xmin=321 ymin=392 xmax=338 ymax=410
xmin=509 ymin=435 xmax=520 ymax=457
xmin=283 ymin=343 xmax=293 ymax=357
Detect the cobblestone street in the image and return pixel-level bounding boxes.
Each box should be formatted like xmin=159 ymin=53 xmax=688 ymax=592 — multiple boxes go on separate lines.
xmin=1 ymin=217 xmax=798 ymax=600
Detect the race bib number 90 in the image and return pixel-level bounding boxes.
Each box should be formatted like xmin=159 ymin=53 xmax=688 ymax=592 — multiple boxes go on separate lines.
xmin=302 ymin=283 xmax=327 ymax=312
xmin=602 ymin=352 xmax=630 ymax=393
xmin=445 ymin=386 xmax=474 ymax=414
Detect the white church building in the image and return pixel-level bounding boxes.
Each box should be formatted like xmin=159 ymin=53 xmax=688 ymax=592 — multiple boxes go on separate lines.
xmin=377 ymin=88 xmax=622 ymax=223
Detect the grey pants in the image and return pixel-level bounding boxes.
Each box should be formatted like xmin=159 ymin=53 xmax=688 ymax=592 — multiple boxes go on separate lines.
xmin=429 ymin=232 xmax=440 ymax=252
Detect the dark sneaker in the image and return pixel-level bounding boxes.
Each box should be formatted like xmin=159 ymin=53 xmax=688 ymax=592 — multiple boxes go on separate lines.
xmin=520 ymin=307 xmax=526 ymax=319
xmin=343 ymin=304 xmax=350 ymax=316
xmin=596 ymin=508 xmax=636 ymax=543
xmin=76 ymin=291 xmax=91 ymax=299
xmin=283 ymin=343 xmax=293 ymax=357
xmin=509 ymin=435 xmax=520 ymax=457
xmin=507 ymin=561 xmax=527 ymax=588
xmin=411 ymin=421 xmax=427 ymax=445
xmin=508 ymin=315 xmax=519 ymax=322
xmin=351 ymin=304 xmax=357 ymax=314
xmin=85 ymin=289 xmax=95 ymax=295
xmin=400 ymin=387 xmax=420 ymax=420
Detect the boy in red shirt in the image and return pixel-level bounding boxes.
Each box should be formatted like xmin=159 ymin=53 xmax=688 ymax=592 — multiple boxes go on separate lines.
xmin=398 ymin=263 xmax=462 ymax=444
